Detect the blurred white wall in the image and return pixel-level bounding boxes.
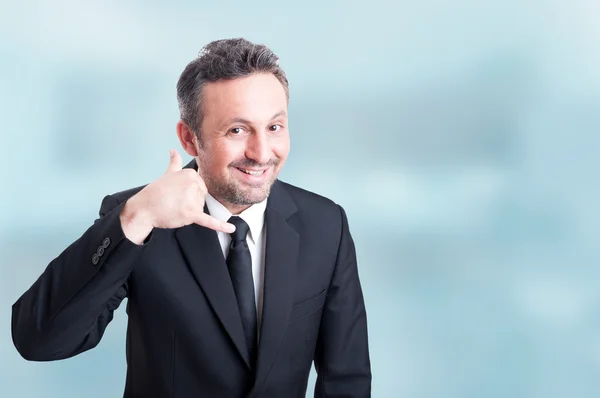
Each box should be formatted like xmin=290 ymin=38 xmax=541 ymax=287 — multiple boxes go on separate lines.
xmin=1 ymin=1 xmax=599 ymax=397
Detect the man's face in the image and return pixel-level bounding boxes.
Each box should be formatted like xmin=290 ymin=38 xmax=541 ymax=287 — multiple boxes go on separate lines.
xmin=195 ymin=73 xmax=290 ymax=211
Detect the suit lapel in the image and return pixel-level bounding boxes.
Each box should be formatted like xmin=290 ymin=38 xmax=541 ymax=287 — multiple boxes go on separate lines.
xmin=252 ymin=181 xmax=299 ymax=392
xmin=174 ymin=160 xmax=300 ymax=381
xmin=174 ymin=159 xmax=250 ymax=367
xmin=174 ymin=223 xmax=251 ymax=368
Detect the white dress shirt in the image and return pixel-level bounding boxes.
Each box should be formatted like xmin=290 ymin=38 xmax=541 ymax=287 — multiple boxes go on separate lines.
xmin=204 ymin=192 xmax=267 ymax=332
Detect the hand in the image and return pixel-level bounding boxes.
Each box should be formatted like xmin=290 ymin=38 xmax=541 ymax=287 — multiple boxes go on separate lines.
xmin=120 ymin=150 xmax=235 ymax=244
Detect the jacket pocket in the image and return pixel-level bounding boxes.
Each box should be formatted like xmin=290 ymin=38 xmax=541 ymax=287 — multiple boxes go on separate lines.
xmin=288 ymin=289 xmax=327 ymax=323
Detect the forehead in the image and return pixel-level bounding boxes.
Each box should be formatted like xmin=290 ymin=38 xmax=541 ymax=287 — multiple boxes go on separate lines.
xmin=201 ymin=73 xmax=288 ymax=125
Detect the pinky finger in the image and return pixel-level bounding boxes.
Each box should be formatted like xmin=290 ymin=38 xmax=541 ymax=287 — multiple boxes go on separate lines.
xmin=194 ymin=213 xmax=236 ymax=234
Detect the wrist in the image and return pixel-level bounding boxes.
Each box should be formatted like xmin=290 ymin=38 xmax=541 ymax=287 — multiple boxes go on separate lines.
xmin=120 ymin=195 xmax=154 ymax=245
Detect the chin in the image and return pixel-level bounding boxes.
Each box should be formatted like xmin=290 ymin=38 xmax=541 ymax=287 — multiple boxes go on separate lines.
xmin=241 ymin=189 xmax=270 ymax=204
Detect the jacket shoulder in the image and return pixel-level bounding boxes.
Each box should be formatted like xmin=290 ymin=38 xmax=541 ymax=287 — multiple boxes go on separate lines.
xmin=276 ymin=180 xmax=340 ymax=213
xmin=108 ymin=184 xmax=148 ymax=204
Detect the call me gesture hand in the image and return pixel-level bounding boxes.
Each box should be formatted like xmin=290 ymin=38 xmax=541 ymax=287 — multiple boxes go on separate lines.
xmin=119 ymin=150 xmax=236 ymax=245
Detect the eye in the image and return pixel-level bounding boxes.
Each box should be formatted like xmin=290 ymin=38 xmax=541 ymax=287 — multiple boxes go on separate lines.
xmin=229 ymin=127 xmax=245 ymax=135
xmin=269 ymin=124 xmax=282 ymax=132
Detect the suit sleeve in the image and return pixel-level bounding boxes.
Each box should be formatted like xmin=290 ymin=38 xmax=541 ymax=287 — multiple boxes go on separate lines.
xmin=11 ymin=194 xmax=149 ymax=361
xmin=313 ymin=205 xmax=372 ymax=397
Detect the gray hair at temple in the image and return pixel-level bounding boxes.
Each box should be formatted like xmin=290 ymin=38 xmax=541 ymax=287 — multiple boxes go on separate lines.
xmin=176 ymin=38 xmax=290 ymax=143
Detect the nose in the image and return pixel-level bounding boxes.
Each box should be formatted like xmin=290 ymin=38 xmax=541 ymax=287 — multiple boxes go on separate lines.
xmin=245 ymin=131 xmax=271 ymax=165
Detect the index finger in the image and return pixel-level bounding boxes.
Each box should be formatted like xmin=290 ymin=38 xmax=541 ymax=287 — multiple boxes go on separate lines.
xmin=194 ymin=213 xmax=236 ymax=234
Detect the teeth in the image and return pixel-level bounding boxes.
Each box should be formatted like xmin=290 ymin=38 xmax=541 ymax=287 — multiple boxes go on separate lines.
xmin=240 ymin=168 xmax=265 ymax=176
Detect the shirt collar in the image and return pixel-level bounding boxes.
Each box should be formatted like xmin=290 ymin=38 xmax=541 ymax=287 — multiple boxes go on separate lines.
xmin=204 ymin=192 xmax=267 ymax=244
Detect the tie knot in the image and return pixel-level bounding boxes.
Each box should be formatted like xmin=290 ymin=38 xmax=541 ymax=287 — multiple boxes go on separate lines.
xmin=228 ymin=216 xmax=250 ymax=242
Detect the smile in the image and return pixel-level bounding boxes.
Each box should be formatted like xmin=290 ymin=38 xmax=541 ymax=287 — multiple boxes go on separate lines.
xmin=235 ymin=167 xmax=267 ymax=176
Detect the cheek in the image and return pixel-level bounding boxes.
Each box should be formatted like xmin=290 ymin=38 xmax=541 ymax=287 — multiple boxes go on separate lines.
xmin=272 ymin=136 xmax=290 ymax=160
xmin=208 ymin=145 xmax=241 ymax=170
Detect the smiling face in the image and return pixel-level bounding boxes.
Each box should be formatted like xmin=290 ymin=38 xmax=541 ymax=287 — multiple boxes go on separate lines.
xmin=178 ymin=73 xmax=290 ymax=214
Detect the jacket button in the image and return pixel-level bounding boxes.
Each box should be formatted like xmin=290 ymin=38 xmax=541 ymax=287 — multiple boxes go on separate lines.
xmin=97 ymin=246 xmax=105 ymax=256
xmin=102 ymin=237 xmax=111 ymax=248
xmin=92 ymin=254 xmax=100 ymax=265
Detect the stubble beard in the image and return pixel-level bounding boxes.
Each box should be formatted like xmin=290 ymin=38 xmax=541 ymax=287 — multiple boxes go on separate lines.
xmin=198 ymin=158 xmax=280 ymax=207
xmin=208 ymin=172 xmax=275 ymax=206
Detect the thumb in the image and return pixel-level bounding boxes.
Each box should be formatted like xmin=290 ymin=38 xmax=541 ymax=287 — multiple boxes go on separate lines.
xmin=165 ymin=149 xmax=183 ymax=173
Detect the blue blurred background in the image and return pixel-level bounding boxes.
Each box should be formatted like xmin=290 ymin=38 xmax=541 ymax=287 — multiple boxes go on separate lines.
xmin=1 ymin=1 xmax=599 ymax=397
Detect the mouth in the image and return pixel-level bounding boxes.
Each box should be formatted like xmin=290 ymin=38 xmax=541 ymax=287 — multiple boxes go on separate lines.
xmin=232 ymin=166 xmax=271 ymax=184
xmin=235 ymin=167 xmax=267 ymax=176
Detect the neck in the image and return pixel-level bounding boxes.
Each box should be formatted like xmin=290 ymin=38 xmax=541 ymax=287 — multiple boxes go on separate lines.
xmin=225 ymin=203 xmax=252 ymax=215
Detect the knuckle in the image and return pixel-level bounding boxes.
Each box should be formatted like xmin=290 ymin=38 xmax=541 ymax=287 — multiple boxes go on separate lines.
xmin=183 ymin=201 xmax=196 ymax=215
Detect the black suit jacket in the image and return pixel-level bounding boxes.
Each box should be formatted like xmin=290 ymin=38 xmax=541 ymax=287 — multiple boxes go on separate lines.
xmin=12 ymin=160 xmax=371 ymax=397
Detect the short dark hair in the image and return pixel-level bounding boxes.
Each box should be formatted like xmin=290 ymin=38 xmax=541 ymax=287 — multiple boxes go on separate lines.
xmin=176 ymin=38 xmax=289 ymax=141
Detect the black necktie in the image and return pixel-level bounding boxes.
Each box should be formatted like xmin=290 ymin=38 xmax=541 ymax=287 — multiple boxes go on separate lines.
xmin=226 ymin=216 xmax=257 ymax=365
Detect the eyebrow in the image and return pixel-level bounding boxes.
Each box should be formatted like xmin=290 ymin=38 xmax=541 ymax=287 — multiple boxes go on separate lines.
xmin=223 ymin=110 xmax=287 ymax=126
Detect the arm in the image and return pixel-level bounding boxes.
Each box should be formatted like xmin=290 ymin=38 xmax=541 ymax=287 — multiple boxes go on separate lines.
xmin=313 ymin=205 xmax=372 ymax=397
xmin=11 ymin=194 xmax=149 ymax=361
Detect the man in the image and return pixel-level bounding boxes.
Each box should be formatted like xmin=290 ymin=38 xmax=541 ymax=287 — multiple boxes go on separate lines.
xmin=12 ymin=38 xmax=371 ymax=397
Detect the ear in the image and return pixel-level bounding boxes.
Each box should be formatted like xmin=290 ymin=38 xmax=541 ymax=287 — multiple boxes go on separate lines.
xmin=176 ymin=120 xmax=199 ymax=157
